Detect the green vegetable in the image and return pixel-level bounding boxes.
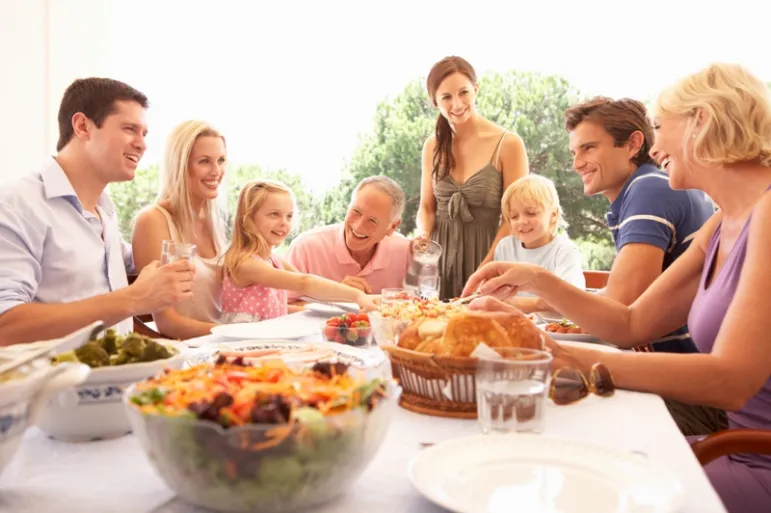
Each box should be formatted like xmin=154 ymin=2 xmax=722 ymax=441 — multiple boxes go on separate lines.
xmin=53 ymin=330 xmax=176 ymax=368
xmin=130 ymin=387 xmax=168 ymax=405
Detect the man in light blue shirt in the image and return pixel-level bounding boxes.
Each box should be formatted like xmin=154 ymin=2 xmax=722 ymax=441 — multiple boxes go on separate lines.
xmin=0 ymin=78 xmax=195 ymax=345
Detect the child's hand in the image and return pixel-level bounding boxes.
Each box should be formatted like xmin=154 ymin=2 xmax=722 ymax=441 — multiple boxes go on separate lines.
xmin=342 ymin=276 xmax=372 ymax=294
xmin=357 ymin=294 xmax=380 ymax=313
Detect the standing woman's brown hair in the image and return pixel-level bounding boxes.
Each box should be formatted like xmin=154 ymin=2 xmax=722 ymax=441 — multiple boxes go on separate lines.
xmin=426 ymin=56 xmax=478 ymax=181
xmin=416 ymin=56 xmax=529 ymax=300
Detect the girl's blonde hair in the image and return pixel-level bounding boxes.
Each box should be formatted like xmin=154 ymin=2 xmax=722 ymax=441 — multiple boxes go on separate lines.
xmin=158 ymin=120 xmax=227 ymax=250
xmin=222 ymin=179 xmax=295 ymax=281
xmin=501 ymin=175 xmax=567 ymax=234
xmin=654 ymin=63 xmax=771 ymax=168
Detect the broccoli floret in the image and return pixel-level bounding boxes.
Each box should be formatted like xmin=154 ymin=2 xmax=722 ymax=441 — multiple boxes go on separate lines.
xmin=99 ymin=328 xmax=121 ymax=355
xmin=112 ymin=334 xmax=147 ymax=365
xmin=73 ymin=341 xmax=110 ymax=367
xmin=139 ymin=340 xmax=174 ymax=362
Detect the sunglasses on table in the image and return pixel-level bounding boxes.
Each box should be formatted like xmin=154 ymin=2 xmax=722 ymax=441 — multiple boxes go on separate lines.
xmin=549 ymin=362 xmax=616 ymax=406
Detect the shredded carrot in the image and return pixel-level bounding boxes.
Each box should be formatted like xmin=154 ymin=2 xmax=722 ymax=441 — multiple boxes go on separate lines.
xmin=132 ymin=360 xmax=386 ymax=431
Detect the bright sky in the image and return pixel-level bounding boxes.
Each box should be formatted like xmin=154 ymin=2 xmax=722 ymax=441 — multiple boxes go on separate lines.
xmin=110 ymin=0 xmax=771 ymax=193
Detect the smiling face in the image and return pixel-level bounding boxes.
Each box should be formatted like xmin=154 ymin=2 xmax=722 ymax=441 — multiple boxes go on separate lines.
xmin=506 ymin=198 xmax=557 ymax=249
xmin=650 ymin=114 xmax=695 ymax=190
xmin=434 ymin=72 xmax=478 ymax=127
xmin=252 ymin=191 xmax=294 ymax=247
xmin=568 ymin=121 xmax=640 ymax=202
xmin=343 ymin=184 xmax=400 ymax=255
xmin=187 ymin=135 xmax=226 ymax=203
xmin=81 ymin=99 xmax=148 ymax=183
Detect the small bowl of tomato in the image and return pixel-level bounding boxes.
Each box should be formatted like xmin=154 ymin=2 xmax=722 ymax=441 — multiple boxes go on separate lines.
xmin=322 ymin=313 xmax=373 ymax=347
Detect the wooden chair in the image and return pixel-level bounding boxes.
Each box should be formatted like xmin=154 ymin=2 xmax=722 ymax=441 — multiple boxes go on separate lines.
xmin=691 ymin=429 xmax=771 ymax=466
xmin=583 ymin=270 xmax=610 ymax=289
xmin=126 ymin=274 xmax=163 ymax=338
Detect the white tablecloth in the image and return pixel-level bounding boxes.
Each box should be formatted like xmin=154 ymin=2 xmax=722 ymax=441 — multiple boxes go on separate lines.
xmin=0 ymin=311 xmax=727 ymax=513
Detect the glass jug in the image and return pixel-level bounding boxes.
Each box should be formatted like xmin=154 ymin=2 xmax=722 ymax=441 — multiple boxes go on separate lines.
xmin=403 ymin=240 xmax=442 ymax=300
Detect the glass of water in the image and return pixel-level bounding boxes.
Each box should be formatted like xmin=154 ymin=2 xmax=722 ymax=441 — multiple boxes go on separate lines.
xmin=160 ymin=240 xmax=197 ymax=265
xmin=476 ymin=348 xmax=553 ymax=434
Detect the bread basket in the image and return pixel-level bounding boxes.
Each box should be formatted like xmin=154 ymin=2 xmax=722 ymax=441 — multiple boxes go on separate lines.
xmin=381 ymin=344 xmax=480 ymax=418
xmin=379 ymin=309 xmax=545 ymax=419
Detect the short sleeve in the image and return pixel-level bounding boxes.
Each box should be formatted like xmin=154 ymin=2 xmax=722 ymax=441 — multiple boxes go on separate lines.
xmin=552 ymin=241 xmax=586 ymax=290
xmin=615 ymin=179 xmax=679 ymax=252
xmin=493 ymin=236 xmax=515 ymax=262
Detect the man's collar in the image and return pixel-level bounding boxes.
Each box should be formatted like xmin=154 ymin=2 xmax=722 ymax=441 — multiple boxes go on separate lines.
xmin=333 ymin=224 xmax=387 ymax=271
xmin=42 ymin=157 xmax=115 ymax=216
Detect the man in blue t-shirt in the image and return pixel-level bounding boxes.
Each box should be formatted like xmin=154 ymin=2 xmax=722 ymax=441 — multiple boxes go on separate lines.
xmin=562 ymin=97 xmax=724 ymax=436
xmin=564 ymin=97 xmax=715 ymax=353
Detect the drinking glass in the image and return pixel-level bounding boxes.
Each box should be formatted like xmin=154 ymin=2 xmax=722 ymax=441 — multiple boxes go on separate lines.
xmin=476 ymin=348 xmax=552 ymax=434
xmin=160 ymin=240 xmax=197 ymax=265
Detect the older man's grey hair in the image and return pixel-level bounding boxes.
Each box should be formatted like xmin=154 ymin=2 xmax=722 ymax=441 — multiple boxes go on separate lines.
xmin=352 ymin=176 xmax=406 ymax=222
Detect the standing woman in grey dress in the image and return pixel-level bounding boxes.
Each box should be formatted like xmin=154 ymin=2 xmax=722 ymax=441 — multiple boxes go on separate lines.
xmin=416 ymin=56 xmax=529 ymax=300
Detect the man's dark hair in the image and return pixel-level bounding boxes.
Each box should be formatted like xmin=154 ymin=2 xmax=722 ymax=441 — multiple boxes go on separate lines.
xmin=56 ymin=77 xmax=149 ymax=151
xmin=564 ymin=96 xmax=656 ymax=167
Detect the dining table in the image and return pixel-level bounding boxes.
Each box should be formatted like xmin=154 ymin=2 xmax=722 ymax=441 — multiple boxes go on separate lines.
xmin=0 ymin=309 xmax=727 ymax=513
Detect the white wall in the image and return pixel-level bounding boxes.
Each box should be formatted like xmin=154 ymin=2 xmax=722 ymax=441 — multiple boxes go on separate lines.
xmin=0 ymin=0 xmax=115 ymax=183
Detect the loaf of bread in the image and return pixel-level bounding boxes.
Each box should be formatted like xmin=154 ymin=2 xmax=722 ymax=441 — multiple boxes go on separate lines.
xmin=396 ymin=311 xmax=543 ymax=357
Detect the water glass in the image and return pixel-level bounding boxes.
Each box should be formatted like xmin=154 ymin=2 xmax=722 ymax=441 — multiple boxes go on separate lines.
xmin=160 ymin=240 xmax=197 ymax=265
xmin=476 ymin=348 xmax=552 ymax=434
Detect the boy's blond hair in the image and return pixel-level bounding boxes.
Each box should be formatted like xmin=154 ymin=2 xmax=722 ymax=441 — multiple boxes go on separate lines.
xmin=501 ymin=175 xmax=567 ymax=235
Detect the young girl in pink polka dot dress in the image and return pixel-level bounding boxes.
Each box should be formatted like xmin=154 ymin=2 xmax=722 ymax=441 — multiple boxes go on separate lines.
xmin=220 ymin=180 xmax=378 ymax=324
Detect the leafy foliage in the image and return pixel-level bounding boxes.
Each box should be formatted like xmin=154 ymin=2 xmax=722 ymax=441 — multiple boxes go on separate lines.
xmin=110 ymin=70 xmax=618 ymax=270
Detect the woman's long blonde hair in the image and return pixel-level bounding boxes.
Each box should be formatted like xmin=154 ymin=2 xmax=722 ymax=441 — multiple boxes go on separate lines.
xmin=221 ymin=179 xmax=295 ymax=282
xmin=158 ymin=120 xmax=227 ymax=251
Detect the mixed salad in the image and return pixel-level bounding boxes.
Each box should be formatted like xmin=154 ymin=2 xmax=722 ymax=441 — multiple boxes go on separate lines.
xmin=128 ymin=357 xmax=391 ymax=510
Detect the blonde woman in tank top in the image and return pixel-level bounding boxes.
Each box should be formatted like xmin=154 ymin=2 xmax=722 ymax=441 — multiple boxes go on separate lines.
xmin=416 ymin=56 xmax=530 ymax=300
xmin=132 ymin=120 xmax=227 ymax=339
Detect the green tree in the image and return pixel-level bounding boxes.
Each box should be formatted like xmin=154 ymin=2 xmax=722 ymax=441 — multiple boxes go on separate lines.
xmin=335 ymin=71 xmax=613 ymax=244
xmin=108 ymin=165 xmax=160 ymax=240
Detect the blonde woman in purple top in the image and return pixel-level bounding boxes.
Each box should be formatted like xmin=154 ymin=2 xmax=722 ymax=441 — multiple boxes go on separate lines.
xmin=463 ymin=63 xmax=771 ymax=513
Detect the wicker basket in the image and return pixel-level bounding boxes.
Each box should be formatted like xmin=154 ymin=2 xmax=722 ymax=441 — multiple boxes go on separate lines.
xmin=382 ymin=344 xmax=480 ymax=419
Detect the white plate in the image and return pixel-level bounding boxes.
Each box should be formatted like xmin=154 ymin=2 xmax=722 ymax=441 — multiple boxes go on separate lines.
xmin=189 ymin=339 xmax=386 ymax=369
xmin=543 ymin=330 xmax=602 ymax=343
xmin=210 ymin=321 xmax=320 ymax=340
xmin=409 ymin=434 xmax=684 ymax=513
xmin=303 ymin=301 xmax=359 ymax=316
xmin=561 ymin=340 xmax=620 ymax=352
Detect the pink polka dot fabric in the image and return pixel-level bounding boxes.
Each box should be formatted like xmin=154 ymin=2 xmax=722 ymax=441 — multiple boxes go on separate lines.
xmin=221 ymin=254 xmax=288 ymax=322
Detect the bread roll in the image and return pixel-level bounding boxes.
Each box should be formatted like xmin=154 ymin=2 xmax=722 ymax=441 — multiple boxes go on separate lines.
xmin=396 ymin=310 xmax=544 ymax=357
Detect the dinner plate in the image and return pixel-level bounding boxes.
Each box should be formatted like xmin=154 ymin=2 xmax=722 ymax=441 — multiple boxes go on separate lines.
xmin=189 ymin=339 xmax=386 ymax=369
xmin=303 ymin=301 xmax=359 ymax=316
xmin=543 ymin=330 xmax=602 ymax=343
xmin=210 ymin=321 xmax=320 ymax=340
xmin=409 ymin=433 xmax=684 ymax=513
xmin=560 ymin=340 xmax=620 ymax=352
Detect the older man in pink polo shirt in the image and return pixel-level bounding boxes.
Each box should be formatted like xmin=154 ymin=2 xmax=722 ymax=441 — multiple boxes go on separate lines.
xmin=286 ymin=176 xmax=411 ymax=297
